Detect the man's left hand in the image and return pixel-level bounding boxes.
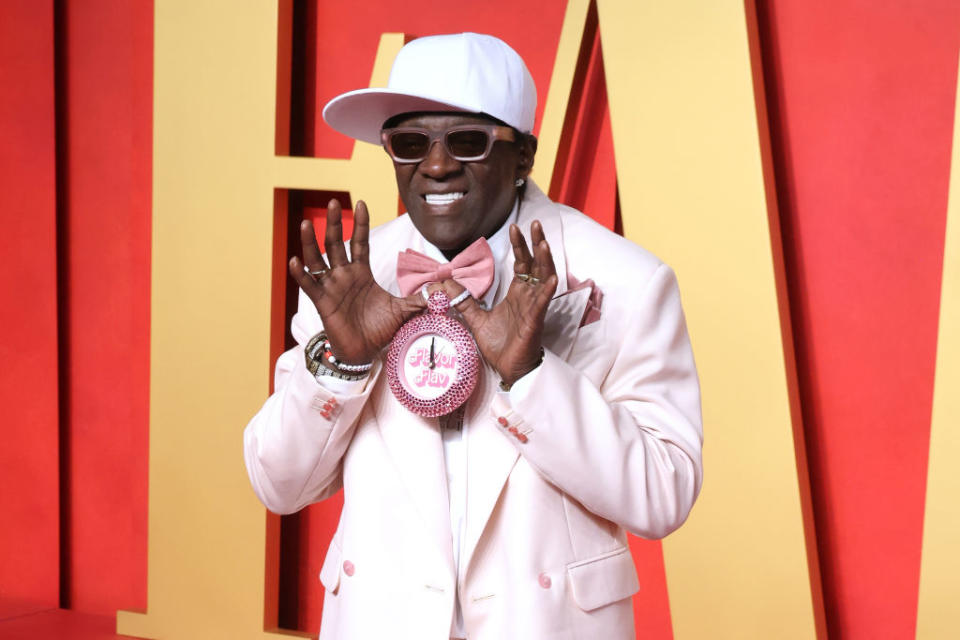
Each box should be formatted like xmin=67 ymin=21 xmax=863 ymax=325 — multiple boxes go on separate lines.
xmin=436 ymin=220 xmax=558 ymax=386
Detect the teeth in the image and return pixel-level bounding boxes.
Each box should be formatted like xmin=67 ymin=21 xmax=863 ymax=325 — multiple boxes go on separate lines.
xmin=424 ymin=192 xmax=464 ymax=205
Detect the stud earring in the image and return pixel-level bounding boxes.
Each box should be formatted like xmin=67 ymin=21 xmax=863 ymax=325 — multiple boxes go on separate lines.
xmin=515 ymin=178 xmax=525 ymax=187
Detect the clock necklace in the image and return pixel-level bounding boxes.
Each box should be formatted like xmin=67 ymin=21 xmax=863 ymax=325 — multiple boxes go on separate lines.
xmin=386 ymin=289 xmax=480 ymax=417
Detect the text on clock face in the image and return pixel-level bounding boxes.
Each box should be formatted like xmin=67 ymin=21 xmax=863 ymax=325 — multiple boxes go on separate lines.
xmin=401 ymin=335 xmax=460 ymax=400
xmin=407 ymin=347 xmax=459 ymax=370
xmin=413 ymin=369 xmax=451 ymax=388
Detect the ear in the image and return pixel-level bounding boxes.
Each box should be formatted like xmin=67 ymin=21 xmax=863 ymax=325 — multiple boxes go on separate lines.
xmin=517 ymin=134 xmax=537 ymax=179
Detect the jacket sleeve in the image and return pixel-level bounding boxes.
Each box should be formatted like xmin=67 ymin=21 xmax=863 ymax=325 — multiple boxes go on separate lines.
xmin=491 ymin=263 xmax=703 ymax=539
xmin=243 ymin=289 xmax=381 ymax=515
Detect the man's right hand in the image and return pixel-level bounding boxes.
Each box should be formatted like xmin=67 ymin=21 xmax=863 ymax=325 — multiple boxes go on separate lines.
xmin=288 ymin=199 xmax=425 ymax=365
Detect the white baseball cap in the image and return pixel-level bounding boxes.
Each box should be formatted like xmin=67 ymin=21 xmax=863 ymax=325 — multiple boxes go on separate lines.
xmin=322 ymin=32 xmax=538 ymax=145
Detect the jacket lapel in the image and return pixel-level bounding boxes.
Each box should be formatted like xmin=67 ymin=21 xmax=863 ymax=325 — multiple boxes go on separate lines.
xmin=460 ymin=368 xmax=519 ymax=575
xmin=461 ymin=181 xmax=589 ymax=573
xmin=542 ymin=286 xmax=592 ymax=360
xmin=372 ymin=383 xmax=455 ymax=571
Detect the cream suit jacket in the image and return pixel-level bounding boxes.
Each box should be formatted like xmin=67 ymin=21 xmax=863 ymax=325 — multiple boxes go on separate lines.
xmin=244 ymin=181 xmax=703 ymax=640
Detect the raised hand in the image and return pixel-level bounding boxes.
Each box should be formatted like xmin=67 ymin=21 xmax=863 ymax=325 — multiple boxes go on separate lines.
xmin=288 ymin=199 xmax=425 ymax=365
xmin=436 ymin=220 xmax=558 ymax=385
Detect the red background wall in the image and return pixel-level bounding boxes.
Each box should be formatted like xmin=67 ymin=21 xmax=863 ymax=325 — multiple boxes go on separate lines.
xmin=756 ymin=1 xmax=958 ymax=635
xmin=1 ymin=1 xmax=957 ymax=638
xmin=0 ymin=0 xmax=152 ymax=624
xmin=0 ymin=0 xmax=60 ymax=617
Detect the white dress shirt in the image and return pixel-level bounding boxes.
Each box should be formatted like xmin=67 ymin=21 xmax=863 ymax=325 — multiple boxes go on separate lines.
xmin=416 ymin=200 xmax=518 ymax=638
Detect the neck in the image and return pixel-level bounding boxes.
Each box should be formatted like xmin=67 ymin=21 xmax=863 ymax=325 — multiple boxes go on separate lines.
xmin=441 ymin=247 xmax=463 ymax=261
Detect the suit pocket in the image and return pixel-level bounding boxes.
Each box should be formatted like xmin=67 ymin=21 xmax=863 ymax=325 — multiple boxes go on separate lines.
xmin=566 ymin=546 xmax=639 ymax=612
xmin=318 ymin=537 xmax=342 ymax=594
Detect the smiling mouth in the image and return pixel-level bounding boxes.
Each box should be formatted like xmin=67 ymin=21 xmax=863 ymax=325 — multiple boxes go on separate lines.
xmin=423 ymin=192 xmax=465 ymax=205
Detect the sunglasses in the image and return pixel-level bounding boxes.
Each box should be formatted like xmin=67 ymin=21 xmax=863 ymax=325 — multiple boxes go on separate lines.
xmin=381 ymin=124 xmax=516 ymax=163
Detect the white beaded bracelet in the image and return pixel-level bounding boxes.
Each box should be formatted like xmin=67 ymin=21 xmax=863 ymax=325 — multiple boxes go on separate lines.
xmin=320 ymin=336 xmax=373 ymax=372
xmin=305 ymin=332 xmax=373 ymax=379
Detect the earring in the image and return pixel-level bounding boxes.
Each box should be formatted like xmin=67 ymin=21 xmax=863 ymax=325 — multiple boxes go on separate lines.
xmin=515 ymin=178 xmax=525 ymax=187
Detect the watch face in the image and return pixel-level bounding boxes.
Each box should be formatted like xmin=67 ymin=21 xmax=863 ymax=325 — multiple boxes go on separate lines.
xmin=400 ymin=333 xmax=459 ymax=400
xmin=386 ymin=293 xmax=480 ymax=417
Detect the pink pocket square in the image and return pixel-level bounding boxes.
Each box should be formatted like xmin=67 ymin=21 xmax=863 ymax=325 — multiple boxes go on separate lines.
xmin=566 ymin=274 xmax=603 ymax=328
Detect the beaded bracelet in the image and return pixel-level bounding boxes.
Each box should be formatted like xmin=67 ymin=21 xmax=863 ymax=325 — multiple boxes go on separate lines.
xmin=320 ymin=335 xmax=373 ymax=372
xmin=498 ymin=347 xmax=545 ymax=392
xmin=305 ymin=332 xmax=373 ymax=380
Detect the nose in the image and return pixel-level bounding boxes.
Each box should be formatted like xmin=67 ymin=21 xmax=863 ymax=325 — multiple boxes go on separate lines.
xmin=419 ymin=137 xmax=462 ymax=179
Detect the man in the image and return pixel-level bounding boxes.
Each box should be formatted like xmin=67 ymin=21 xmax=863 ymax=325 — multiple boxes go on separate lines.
xmin=244 ymin=32 xmax=702 ymax=640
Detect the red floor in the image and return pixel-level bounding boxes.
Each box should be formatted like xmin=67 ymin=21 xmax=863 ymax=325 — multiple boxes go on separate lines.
xmin=0 ymin=602 xmax=138 ymax=640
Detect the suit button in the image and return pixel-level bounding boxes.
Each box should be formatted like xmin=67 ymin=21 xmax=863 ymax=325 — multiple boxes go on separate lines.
xmin=497 ymin=416 xmax=508 ymax=427
xmin=538 ymin=573 xmax=551 ymax=589
xmin=342 ymin=560 xmax=355 ymax=576
xmin=517 ymin=433 xmax=529 ymax=443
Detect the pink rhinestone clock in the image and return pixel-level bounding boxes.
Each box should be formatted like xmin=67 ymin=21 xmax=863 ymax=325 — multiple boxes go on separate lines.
xmin=386 ymin=290 xmax=480 ymax=417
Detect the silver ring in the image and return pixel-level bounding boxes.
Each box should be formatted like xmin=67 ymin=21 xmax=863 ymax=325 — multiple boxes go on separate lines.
xmin=516 ymin=273 xmax=531 ymax=282
xmin=449 ymin=290 xmax=472 ymax=307
xmin=304 ymin=265 xmax=328 ymax=278
xmin=529 ymin=276 xmax=541 ymax=284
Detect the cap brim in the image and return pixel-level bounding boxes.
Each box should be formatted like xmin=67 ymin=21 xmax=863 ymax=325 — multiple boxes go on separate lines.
xmin=322 ymin=88 xmax=481 ymax=145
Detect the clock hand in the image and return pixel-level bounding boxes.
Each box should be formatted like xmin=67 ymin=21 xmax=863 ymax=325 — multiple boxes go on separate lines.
xmin=429 ymin=337 xmax=435 ymax=369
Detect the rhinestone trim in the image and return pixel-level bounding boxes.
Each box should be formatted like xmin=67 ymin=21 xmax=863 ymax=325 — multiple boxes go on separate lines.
xmin=386 ymin=290 xmax=480 ymax=417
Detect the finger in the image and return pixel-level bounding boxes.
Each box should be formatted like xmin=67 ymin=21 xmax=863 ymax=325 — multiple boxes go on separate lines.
xmin=532 ymin=273 xmax=559 ymax=319
xmin=529 ymin=221 xmax=553 ymax=280
xmin=438 ymin=279 xmax=485 ymax=325
xmin=400 ymin=289 xmax=428 ymax=309
xmin=396 ymin=290 xmax=428 ymax=319
xmin=532 ymin=237 xmax=557 ymax=282
xmin=350 ymin=200 xmax=370 ymax=264
xmin=530 ymin=219 xmax=546 ymax=248
xmin=300 ymin=220 xmax=328 ymax=273
xmin=509 ymin=224 xmax=533 ymax=277
xmin=324 ymin=199 xmax=349 ymax=267
xmin=288 ymin=256 xmax=322 ymax=299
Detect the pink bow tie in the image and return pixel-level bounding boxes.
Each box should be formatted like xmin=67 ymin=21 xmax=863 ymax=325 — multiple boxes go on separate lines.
xmin=397 ymin=237 xmax=495 ymax=298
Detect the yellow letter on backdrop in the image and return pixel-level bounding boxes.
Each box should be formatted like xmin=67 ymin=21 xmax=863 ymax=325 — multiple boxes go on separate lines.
xmin=116 ymin=1 xmax=400 ymax=637
xmin=597 ymin=0 xmax=823 ymax=637
xmin=916 ymin=56 xmax=960 ymax=640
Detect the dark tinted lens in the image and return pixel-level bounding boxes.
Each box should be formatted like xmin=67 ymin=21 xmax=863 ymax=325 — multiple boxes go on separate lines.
xmin=446 ymin=129 xmax=489 ymax=159
xmin=390 ymin=131 xmax=430 ymax=160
